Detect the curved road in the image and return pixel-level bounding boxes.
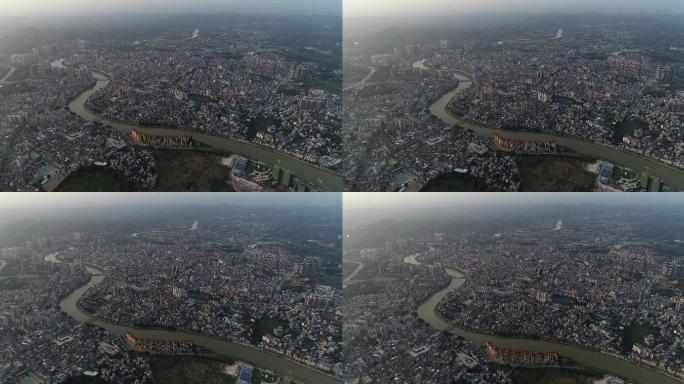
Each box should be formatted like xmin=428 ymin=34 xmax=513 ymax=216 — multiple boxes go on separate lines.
xmin=343 ymin=65 xmax=376 ymax=91
xmin=0 ymin=65 xmax=15 ymax=84
xmin=430 ymin=71 xmax=684 ymax=191
xmin=60 ymin=265 xmax=341 ymax=384
xmin=343 ymin=261 xmax=364 ymax=286
xmin=406 ymin=257 xmax=684 ymax=384
xmin=57 ymin=60 xmax=342 ymax=191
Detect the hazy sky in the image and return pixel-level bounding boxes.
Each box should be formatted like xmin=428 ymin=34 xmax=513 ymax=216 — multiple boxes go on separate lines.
xmin=345 ymin=0 xmax=684 ymax=18
xmin=0 ymin=192 xmax=341 ymax=212
xmin=344 ymin=192 xmax=684 ymax=211
xmin=0 ymin=0 xmax=341 ymax=17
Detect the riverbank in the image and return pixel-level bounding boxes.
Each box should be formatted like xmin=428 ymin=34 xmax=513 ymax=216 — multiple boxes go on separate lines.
xmin=429 ymin=69 xmax=684 ymax=191
xmin=406 ymin=257 xmax=684 ymax=384
xmin=432 ymin=295 xmax=684 ymax=383
xmin=59 ymin=265 xmax=341 ymax=384
xmin=56 ymin=59 xmax=342 ymax=191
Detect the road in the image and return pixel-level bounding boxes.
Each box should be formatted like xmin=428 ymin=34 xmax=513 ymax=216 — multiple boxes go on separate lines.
xmin=343 ymin=261 xmax=364 ymax=286
xmin=344 ymin=65 xmax=376 ymax=91
xmin=0 ymin=65 xmax=15 ymax=84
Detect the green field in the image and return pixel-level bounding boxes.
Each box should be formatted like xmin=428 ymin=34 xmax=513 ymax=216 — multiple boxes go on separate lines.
xmin=245 ymin=160 xmax=270 ymax=175
xmin=254 ymin=316 xmax=288 ymax=342
xmin=247 ymin=116 xmax=279 ymax=140
xmin=308 ymin=274 xmax=342 ymax=289
xmin=356 ymin=83 xmax=397 ymax=97
xmin=0 ymin=65 xmax=11 ymax=79
xmin=0 ymin=277 xmax=29 ymax=291
xmin=349 ymin=260 xmax=379 ymax=282
xmin=643 ymin=86 xmax=667 ymax=98
xmin=276 ymin=84 xmax=303 ymax=96
xmin=343 ymin=262 xmax=359 ymax=279
xmin=58 ymin=150 xmax=236 ymax=192
xmin=344 ymin=280 xmax=384 ymax=299
xmin=617 ymin=118 xmax=646 ymax=138
xmin=57 ymin=166 xmax=133 ymax=192
xmin=151 ymin=356 xmax=236 ymax=384
xmin=369 ymin=65 xmax=391 ymax=83
xmin=420 ymin=172 xmax=486 ymax=192
xmin=343 ymin=65 xmax=371 ymax=85
xmin=251 ymin=369 xmax=278 ymax=384
xmin=611 ymin=166 xmax=638 ymax=182
xmin=621 ymin=324 xmax=659 ymax=352
xmin=0 ymin=81 xmax=35 ymax=95
xmin=516 ymin=155 xmax=597 ymax=192
xmin=152 ymin=150 xmax=236 ymax=191
xmin=650 ymin=282 xmax=679 ymax=297
xmin=282 ymin=280 xmax=308 ymax=293
xmin=7 ymin=64 xmax=30 ymax=81
xmin=64 ymin=374 xmax=116 ymax=384
xmin=311 ymin=79 xmax=342 ymax=96
xmin=0 ymin=259 xmax=22 ymax=278
xmin=510 ymin=367 xmax=603 ymax=384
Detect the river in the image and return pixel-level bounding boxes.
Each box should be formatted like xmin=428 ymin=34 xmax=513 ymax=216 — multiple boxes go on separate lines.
xmin=408 ymin=257 xmax=684 ymax=384
xmin=429 ymin=71 xmax=684 ymax=191
xmin=55 ymin=60 xmax=342 ymax=191
xmin=59 ymin=265 xmax=341 ymax=384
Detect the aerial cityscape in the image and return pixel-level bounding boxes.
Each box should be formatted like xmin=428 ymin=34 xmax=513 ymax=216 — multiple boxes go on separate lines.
xmin=3 ymin=0 xmax=684 ymax=192
xmin=343 ymin=193 xmax=684 ymax=384
xmin=0 ymin=5 xmax=342 ymax=192
xmin=5 ymin=0 xmax=684 ymax=383
xmin=0 ymin=193 xmax=343 ymax=383
xmin=343 ymin=4 xmax=684 ymax=192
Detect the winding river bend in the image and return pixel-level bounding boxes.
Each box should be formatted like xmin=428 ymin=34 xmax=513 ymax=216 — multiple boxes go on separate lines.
xmin=59 ymin=265 xmax=340 ymax=384
xmin=429 ymin=72 xmax=684 ymax=191
xmin=405 ymin=256 xmax=683 ymax=384
xmin=55 ymin=60 xmax=342 ymax=191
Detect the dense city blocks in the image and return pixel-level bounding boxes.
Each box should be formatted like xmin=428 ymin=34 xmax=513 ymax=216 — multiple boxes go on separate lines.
xmin=343 ymin=193 xmax=684 ymax=384
xmin=4 ymin=0 xmax=684 ymax=383
xmin=0 ymin=12 xmax=342 ymax=191
xmin=3 ymin=3 xmax=684 ymax=191
xmin=343 ymin=13 xmax=684 ymax=192
xmin=0 ymin=193 xmax=343 ymax=384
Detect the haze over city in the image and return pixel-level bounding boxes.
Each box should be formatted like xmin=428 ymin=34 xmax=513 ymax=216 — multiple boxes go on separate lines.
xmin=0 ymin=192 xmax=343 ymax=384
xmin=344 ymin=0 xmax=684 ymax=17
xmin=345 ymin=192 xmax=684 ymax=211
xmin=0 ymin=193 xmax=342 ymax=223
xmin=0 ymin=0 xmax=341 ymax=17
xmin=343 ymin=193 xmax=684 ymax=384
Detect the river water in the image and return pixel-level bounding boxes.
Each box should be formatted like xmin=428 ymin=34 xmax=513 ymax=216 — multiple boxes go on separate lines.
xmin=429 ymin=72 xmax=684 ymax=191
xmin=408 ymin=257 xmax=683 ymax=384
xmin=57 ymin=61 xmax=342 ymax=191
xmin=59 ymin=266 xmax=340 ymax=384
